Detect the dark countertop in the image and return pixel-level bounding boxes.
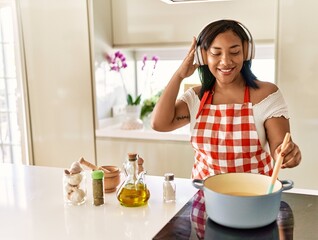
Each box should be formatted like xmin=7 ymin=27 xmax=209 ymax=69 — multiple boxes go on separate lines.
xmin=153 ymin=192 xmax=318 ymax=240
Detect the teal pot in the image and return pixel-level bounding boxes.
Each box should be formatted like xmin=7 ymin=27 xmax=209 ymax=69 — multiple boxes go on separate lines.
xmin=192 ymin=173 xmax=293 ymax=229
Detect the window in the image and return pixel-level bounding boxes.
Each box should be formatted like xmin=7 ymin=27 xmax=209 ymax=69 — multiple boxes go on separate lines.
xmin=96 ymin=44 xmax=275 ymax=122
xmin=135 ymin=44 xmax=275 ymax=101
xmin=0 ymin=3 xmax=27 ymax=164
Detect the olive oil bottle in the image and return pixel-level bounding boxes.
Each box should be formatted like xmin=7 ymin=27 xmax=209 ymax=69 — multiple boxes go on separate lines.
xmin=117 ymin=153 xmax=150 ymax=207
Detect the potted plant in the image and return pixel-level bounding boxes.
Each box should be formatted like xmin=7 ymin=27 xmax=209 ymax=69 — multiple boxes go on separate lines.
xmin=105 ymin=51 xmax=143 ymax=129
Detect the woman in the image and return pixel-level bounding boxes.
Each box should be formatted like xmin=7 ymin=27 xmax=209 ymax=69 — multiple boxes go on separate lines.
xmin=151 ymin=19 xmax=301 ymax=179
xmin=152 ymin=20 xmax=301 ymax=238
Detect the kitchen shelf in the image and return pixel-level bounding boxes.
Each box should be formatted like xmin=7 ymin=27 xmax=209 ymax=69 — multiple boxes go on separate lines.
xmin=96 ymin=118 xmax=191 ymax=142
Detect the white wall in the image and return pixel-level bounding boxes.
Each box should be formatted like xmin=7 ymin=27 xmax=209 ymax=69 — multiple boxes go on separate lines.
xmin=276 ymin=0 xmax=318 ymax=190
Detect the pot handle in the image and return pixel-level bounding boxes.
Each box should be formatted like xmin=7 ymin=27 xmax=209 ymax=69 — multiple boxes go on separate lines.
xmin=280 ymin=179 xmax=294 ymax=191
xmin=192 ymin=179 xmax=204 ymax=190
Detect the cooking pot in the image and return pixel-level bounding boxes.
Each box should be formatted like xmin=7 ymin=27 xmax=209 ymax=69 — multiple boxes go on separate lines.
xmin=192 ymin=173 xmax=293 ymax=229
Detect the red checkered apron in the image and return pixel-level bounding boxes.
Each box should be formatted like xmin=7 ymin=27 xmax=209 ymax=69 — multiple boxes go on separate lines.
xmin=191 ymin=190 xmax=206 ymax=239
xmin=190 ymin=86 xmax=273 ymax=234
xmin=191 ymin=86 xmax=273 ymax=179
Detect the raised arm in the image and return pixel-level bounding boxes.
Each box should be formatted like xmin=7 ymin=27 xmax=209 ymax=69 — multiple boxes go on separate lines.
xmin=151 ymin=37 xmax=199 ymax=132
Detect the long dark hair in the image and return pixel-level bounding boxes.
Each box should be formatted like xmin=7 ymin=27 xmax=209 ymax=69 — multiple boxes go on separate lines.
xmin=197 ymin=20 xmax=258 ymax=99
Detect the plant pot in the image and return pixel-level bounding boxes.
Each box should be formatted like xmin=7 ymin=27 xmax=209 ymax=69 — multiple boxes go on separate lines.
xmin=121 ymin=105 xmax=143 ymax=130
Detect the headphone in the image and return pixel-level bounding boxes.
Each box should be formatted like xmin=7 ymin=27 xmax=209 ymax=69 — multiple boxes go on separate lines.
xmin=194 ymin=20 xmax=255 ymax=66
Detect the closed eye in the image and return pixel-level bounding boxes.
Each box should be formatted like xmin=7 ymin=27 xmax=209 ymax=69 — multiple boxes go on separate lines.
xmin=230 ymin=51 xmax=240 ymax=55
xmin=210 ymin=51 xmax=240 ymax=56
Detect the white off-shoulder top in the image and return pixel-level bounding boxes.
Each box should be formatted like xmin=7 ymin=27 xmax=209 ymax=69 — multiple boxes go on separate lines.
xmin=179 ymin=88 xmax=289 ymax=150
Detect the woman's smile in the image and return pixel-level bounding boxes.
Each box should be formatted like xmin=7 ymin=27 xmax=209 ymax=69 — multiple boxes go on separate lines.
xmin=218 ymin=67 xmax=235 ymax=75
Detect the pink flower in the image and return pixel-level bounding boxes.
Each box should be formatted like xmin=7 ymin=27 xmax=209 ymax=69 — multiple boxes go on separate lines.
xmin=141 ymin=55 xmax=159 ymax=72
xmin=106 ymin=51 xmax=128 ymax=72
xmin=151 ymin=56 xmax=159 ymax=69
xmin=141 ymin=55 xmax=148 ymax=71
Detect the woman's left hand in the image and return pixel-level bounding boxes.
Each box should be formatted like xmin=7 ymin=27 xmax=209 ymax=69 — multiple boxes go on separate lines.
xmin=277 ymin=140 xmax=302 ymax=168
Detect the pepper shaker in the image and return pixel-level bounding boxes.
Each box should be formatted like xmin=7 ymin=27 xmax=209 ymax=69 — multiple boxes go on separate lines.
xmin=163 ymin=173 xmax=176 ymax=203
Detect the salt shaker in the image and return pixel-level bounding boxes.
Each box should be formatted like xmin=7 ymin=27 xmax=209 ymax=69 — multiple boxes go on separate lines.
xmin=163 ymin=173 xmax=176 ymax=202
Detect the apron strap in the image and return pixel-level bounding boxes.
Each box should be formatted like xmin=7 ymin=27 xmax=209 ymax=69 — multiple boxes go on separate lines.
xmin=244 ymin=86 xmax=250 ymax=103
xmin=196 ymin=91 xmax=211 ymax=119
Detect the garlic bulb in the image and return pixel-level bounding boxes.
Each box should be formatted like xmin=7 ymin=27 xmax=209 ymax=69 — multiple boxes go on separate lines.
xmin=68 ymin=173 xmax=83 ymax=185
xmin=64 ymin=183 xmax=74 ymax=194
xmin=69 ymin=188 xmax=86 ymax=204
xmin=69 ymin=161 xmax=83 ymax=175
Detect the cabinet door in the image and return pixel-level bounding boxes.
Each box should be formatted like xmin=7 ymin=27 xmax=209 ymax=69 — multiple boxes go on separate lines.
xmin=96 ymin=138 xmax=194 ymax=178
xmin=19 ymin=0 xmax=96 ymax=167
xmin=276 ymin=0 xmax=318 ymax=190
xmin=112 ymin=0 xmax=276 ymax=46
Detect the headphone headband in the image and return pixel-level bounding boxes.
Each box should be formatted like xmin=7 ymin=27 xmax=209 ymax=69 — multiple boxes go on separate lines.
xmin=194 ymin=20 xmax=255 ymax=65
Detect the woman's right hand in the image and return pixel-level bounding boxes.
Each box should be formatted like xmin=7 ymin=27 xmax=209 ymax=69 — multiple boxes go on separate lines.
xmin=175 ymin=37 xmax=199 ymax=79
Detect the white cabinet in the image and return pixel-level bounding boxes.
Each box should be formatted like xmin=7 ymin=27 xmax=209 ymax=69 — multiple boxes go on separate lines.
xmin=276 ymin=0 xmax=318 ymax=190
xmin=96 ymin=137 xmax=194 ymax=178
xmin=112 ymin=0 xmax=277 ymax=47
xmin=18 ymin=0 xmax=96 ymax=167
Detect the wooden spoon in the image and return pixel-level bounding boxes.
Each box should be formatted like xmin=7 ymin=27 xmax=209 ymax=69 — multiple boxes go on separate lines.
xmin=267 ymin=132 xmax=291 ymax=194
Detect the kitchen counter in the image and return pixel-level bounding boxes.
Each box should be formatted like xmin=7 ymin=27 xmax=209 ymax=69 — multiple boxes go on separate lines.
xmin=2 ymin=163 xmax=317 ymax=240
xmin=0 ymin=164 xmax=197 ymax=240
xmin=96 ymin=118 xmax=191 ymax=142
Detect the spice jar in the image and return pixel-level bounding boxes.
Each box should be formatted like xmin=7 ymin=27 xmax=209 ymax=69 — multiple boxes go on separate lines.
xmin=92 ymin=170 xmax=104 ymax=206
xmin=163 ymin=173 xmax=176 ymax=203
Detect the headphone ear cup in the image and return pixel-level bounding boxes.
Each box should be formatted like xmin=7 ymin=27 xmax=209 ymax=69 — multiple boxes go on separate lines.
xmin=249 ymin=40 xmax=255 ymax=60
xmin=243 ymin=40 xmax=254 ymax=61
xmin=194 ymin=45 xmax=204 ymax=65
xmin=236 ymin=21 xmax=255 ymax=61
xmin=243 ymin=40 xmax=249 ymax=61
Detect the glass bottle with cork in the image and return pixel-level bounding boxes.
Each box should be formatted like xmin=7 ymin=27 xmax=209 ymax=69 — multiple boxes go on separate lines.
xmin=116 ymin=153 xmax=150 ymax=207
